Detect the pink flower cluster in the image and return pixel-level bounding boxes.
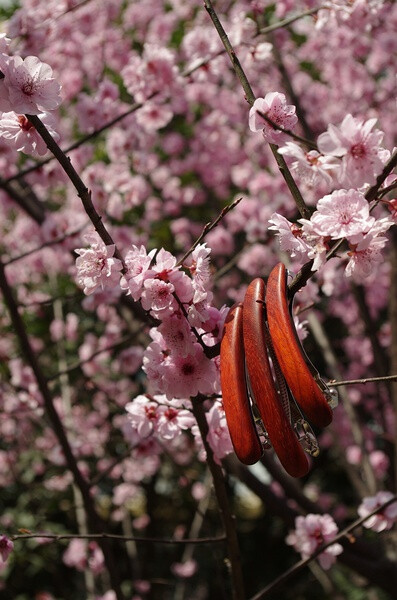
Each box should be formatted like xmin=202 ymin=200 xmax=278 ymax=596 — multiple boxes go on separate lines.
xmin=286 ymin=514 xmax=343 ymax=570
xmin=120 ymin=243 xmax=225 ymax=399
xmin=0 ymin=52 xmax=62 ymax=157
xmin=126 ymin=395 xmax=195 ymax=444
xmin=269 ymin=188 xmax=393 ymax=278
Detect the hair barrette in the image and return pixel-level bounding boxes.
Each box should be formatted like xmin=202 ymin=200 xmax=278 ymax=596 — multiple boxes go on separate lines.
xmin=219 ymin=263 xmax=338 ymax=477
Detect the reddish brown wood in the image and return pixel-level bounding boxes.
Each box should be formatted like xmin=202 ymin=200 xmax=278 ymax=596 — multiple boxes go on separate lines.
xmin=266 ymin=263 xmax=333 ymax=428
xmin=243 ymin=279 xmax=309 ymax=478
xmin=220 ymin=303 xmax=263 ymax=465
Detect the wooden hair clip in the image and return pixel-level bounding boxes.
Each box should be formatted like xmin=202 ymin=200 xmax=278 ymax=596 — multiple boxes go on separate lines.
xmin=220 ymin=303 xmax=263 ymax=465
xmin=242 ymin=278 xmax=309 ymax=477
xmin=266 ymin=263 xmax=337 ymax=428
xmin=219 ymin=265 xmax=337 ymax=477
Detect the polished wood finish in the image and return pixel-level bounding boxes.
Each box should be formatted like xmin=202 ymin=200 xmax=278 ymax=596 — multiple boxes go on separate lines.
xmin=266 ymin=263 xmax=333 ymax=428
xmin=243 ymin=279 xmax=309 ymax=477
xmin=220 ymin=303 xmax=263 ymax=464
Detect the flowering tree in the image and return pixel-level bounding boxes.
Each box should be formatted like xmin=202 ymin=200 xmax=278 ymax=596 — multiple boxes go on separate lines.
xmin=0 ymin=1 xmax=397 ymax=599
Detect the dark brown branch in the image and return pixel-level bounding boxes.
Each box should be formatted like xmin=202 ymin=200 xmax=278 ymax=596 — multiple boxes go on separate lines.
xmin=25 ymin=114 xmax=123 ymax=262
xmin=192 ymin=398 xmax=246 ymax=600
xmin=13 ymin=532 xmax=226 ymax=545
xmin=0 ymin=261 xmax=125 ymax=600
xmin=365 ymin=150 xmax=397 ymax=202
xmin=203 ymin=0 xmax=310 ymax=220
xmin=0 ymin=175 xmax=46 ymax=223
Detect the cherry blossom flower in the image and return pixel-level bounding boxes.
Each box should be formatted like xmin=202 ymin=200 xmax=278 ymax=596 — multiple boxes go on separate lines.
xmin=0 ymin=111 xmax=59 ymax=156
xmin=357 ymin=491 xmax=397 ymax=532
xmin=306 ymin=189 xmax=373 ymax=240
xmin=135 ymin=101 xmax=173 ymax=132
xmin=249 ymin=92 xmax=298 ymax=145
xmin=121 ymin=44 xmax=178 ymax=102
xmin=171 ymin=559 xmax=198 ymax=578
xmin=0 ymin=535 xmax=13 ymax=563
xmin=286 ymin=514 xmax=343 ymax=570
xmin=120 ymin=245 xmax=156 ymax=301
xmin=186 ymin=243 xmax=212 ymax=303
xmin=205 ymin=401 xmax=234 ymax=463
xmin=126 ymin=395 xmax=159 ymax=440
xmin=345 ymin=230 xmax=388 ymax=279
xmin=161 ymin=343 xmax=218 ymax=400
xmin=268 ymin=213 xmax=312 ymax=261
xmin=156 ymin=402 xmax=195 ymax=440
xmin=75 ymin=232 xmax=122 ymax=295
xmin=317 ymin=114 xmax=387 ymax=187
xmin=140 ymin=277 xmax=177 ymax=317
xmin=0 ymin=55 xmax=62 ymax=115
xmin=158 ymin=313 xmax=196 ymax=358
xmin=278 ymin=142 xmax=339 ymax=187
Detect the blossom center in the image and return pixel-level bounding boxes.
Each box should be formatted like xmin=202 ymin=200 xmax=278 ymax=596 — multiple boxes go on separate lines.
xmin=22 ymin=78 xmax=37 ymax=96
xmin=17 ymin=115 xmax=35 ymax=132
xmin=350 ymin=142 xmax=366 ymax=159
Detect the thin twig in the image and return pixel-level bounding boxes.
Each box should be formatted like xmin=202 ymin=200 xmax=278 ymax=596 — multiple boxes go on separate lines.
xmin=249 ymin=495 xmax=397 ymax=600
xmin=329 ymin=374 xmax=397 ymax=387
xmin=12 ymin=532 xmax=226 ymax=545
xmin=203 ymin=0 xmax=310 ymax=220
xmin=46 ymin=333 xmax=139 ymax=381
xmin=256 ymin=109 xmax=317 ymax=150
xmin=258 ymin=7 xmax=324 ymax=35
xmin=4 ymin=224 xmax=88 ymax=266
xmin=176 ymin=197 xmax=242 ymax=266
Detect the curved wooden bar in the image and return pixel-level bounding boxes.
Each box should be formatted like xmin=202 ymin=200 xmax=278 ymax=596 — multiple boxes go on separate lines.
xmin=220 ymin=303 xmax=263 ymax=464
xmin=266 ymin=263 xmax=333 ymax=428
xmin=243 ymin=279 xmax=309 ymax=478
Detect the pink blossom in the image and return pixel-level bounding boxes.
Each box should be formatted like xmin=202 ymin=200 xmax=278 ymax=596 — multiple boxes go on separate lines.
xmin=142 ymin=342 xmax=166 ymax=388
xmin=0 ymin=535 xmax=13 ymax=563
xmin=357 ymin=491 xmax=397 ymax=532
xmin=286 ymin=514 xmax=343 ymax=569
xmin=249 ymin=92 xmax=298 ymax=145
xmin=120 ymin=245 xmax=156 ymax=301
xmin=158 ymin=313 xmax=196 ymax=358
xmin=136 ymin=101 xmax=173 ymax=132
xmin=308 ymin=189 xmax=372 ymax=240
xmin=278 ymin=142 xmax=339 ymax=186
xmin=345 ymin=230 xmax=388 ymax=279
xmin=0 ymin=55 xmax=62 ymax=115
xmin=0 ymin=111 xmax=59 ymax=156
xmin=156 ymin=402 xmax=195 ymax=440
xmin=75 ymin=232 xmax=122 ymax=295
xmin=171 ymin=559 xmax=198 ymax=578
xmin=140 ymin=277 xmax=177 ymax=317
xmin=205 ymin=401 xmax=233 ymax=463
xmin=369 ymin=450 xmax=389 ymax=479
xmin=268 ymin=213 xmax=312 ymax=261
xmin=237 ymin=243 xmax=271 ymax=277
xmin=317 ymin=114 xmax=387 ymax=187
xmin=186 ymin=243 xmax=213 ymax=303
xmin=161 ymin=344 xmax=218 ymax=400
xmin=121 ymin=45 xmax=178 ymax=102
xmin=126 ymin=395 xmax=159 ymax=440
